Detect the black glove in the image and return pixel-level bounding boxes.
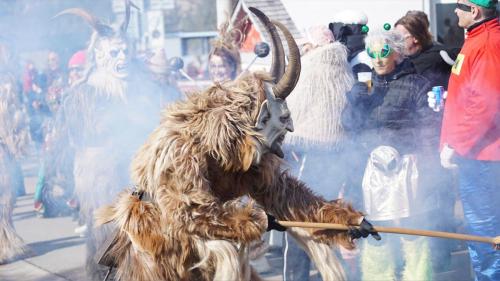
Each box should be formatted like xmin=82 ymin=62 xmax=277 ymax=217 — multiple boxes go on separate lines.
xmin=348 ymin=218 xmax=381 ymax=241
xmin=266 ymin=214 xmax=287 ymax=232
xmin=346 ymin=82 xmax=370 ymax=105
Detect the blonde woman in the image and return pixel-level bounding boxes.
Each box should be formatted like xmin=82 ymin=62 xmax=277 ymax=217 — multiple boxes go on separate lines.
xmin=342 ymin=29 xmax=437 ymax=280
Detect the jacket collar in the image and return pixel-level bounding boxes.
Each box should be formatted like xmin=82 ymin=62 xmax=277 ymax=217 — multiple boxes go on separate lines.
xmin=467 ymin=17 xmax=499 ymax=35
xmin=373 ymin=59 xmax=415 ymax=85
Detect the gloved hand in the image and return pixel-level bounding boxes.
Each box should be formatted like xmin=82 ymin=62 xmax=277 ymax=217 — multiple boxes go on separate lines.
xmin=440 ymin=143 xmax=458 ymax=169
xmin=427 ymin=90 xmax=448 ymax=112
xmin=493 ymin=236 xmax=500 ymax=250
xmin=346 ymin=82 xmax=370 ymax=105
xmin=266 ymin=213 xmax=287 ymax=232
xmin=348 ymin=218 xmax=381 ymax=241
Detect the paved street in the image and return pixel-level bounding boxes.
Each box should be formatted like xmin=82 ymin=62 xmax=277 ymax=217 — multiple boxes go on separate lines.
xmin=0 ymin=159 xmax=86 ymax=281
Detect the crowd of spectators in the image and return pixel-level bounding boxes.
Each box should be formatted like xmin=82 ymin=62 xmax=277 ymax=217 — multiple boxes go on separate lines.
xmin=281 ymin=2 xmax=498 ymax=280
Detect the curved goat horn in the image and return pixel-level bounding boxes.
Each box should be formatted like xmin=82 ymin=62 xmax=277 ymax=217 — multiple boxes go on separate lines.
xmin=120 ymin=0 xmax=140 ymax=35
xmin=54 ymin=8 xmax=114 ymax=37
xmin=270 ymin=20 xmax=300 ymax=99
xmin=248 ymin=7 xmax=285 ymax=84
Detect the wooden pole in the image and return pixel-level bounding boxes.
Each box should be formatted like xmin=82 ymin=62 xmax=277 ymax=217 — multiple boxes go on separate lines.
xmin=278 ymin=221 xmax=499 ymax=247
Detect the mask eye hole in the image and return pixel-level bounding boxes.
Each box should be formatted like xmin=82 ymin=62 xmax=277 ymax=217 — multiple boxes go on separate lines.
xmin=387 ymin=159 xmax=397 ymax=171
xmin=373 ymin=161 xmax=385 ymax=171
xmin=279 ymin=111 xmax=290 ymax=123
xmin=110 ymin=50 xmax=119 ymax=58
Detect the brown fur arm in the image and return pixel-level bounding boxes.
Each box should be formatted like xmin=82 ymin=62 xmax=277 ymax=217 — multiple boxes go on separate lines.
xmin=156 ymin=185 xmax=267 ymax=244
xmin=95 ymin=191 xmax=168 ymax=259
xmin=250 ymin=169 xmax=363 ymax=249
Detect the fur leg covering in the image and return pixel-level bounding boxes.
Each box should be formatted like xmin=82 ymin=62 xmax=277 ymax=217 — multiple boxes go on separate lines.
xmin=401 ymin=237 xmax=432 ymax=281
xmin=0 ymin=155 xmax=26 ymax=264
xmin=288 ymin=227 xmax=346 ymax=281
xmin=86 ymin=222 xmax=114 ymax=281
xmin=361 ymin=239 xmax=396 ymax=281
xmin=236 ymin=243 xmax=265 ymax=281
xmin=194 ymin=239 xmax=242 ymax=281
xmin=74 ymin=148 xmax=128 ymax=280
xmin=96 ymin=191 xmax=184 ymax=281
xmin=97 ymin=191 xmax=248 ymax=280
xmin=0 ymin=197 xmax=26 ymax=264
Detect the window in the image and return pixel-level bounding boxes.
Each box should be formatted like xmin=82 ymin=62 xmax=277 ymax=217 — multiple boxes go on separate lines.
xmin=431 ymin=0 xmax=465 ymax=48
xmin=181 ymin=37 xmax=213 ymax=56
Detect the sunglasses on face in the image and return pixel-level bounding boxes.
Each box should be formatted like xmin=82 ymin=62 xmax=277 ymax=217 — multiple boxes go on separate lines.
xmin=456 ymin=2 xmax=472 ymax=12
xmin=366 ymin=44 xmax=393 ymax=59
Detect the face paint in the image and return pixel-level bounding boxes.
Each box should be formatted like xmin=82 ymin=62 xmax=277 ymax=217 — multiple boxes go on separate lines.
xmin=366 ymin=44 xmax=393 ymax=59
xmin=254 ymin=83 xmax=294 ymax=160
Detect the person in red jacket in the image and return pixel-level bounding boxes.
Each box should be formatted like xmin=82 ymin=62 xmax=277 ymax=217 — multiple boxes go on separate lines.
xmin=429 ymin=1 xmax=500 ymax=280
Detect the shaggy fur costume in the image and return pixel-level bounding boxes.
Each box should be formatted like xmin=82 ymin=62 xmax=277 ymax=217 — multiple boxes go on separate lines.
xmin=54 ymin=4 xmax=168 ymax=280
xmin=62 ymin=72 xmax=164 ymax=280
xmin=0 ymin=69 xmax=30 ymax=264
xmin=96 ymin=71 xmax=364 ymax=281
xmin=0 ymin=145 xmax=26 ymax=264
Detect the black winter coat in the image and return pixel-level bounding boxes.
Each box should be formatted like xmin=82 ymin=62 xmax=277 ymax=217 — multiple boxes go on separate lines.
xmin=409 ymin=43 xmax=458 ymax=89
xmin=342 ymin=59 xmax=438 ymax=155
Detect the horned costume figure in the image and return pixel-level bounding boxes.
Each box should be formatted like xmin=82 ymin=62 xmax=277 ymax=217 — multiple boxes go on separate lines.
xmin=96 ymin=8 xmax=377 ymax=281
xmin=54 ymin=2 xmax=165 ymax=279
xmin=0 ymin=44 xmax=30 ymax=264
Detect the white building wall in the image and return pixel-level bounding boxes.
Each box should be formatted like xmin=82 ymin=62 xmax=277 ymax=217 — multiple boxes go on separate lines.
xmin=164 ymin=37 xmax=182 ymax=57
xmin=282 ymin=0 xmax=429 ymax=34
xmin=216 ymin=0 xmax=238 ymax=27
